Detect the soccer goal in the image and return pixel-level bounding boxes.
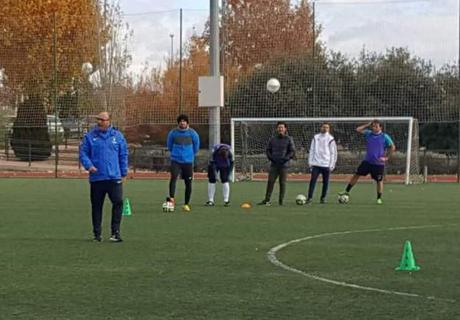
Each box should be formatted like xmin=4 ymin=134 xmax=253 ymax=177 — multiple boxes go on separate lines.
xmin=230 ymin=117 xmax=421 ymax=184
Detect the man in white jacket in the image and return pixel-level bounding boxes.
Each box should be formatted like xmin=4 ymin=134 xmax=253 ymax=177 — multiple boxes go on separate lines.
xmin=307 ymin=123 xmax=337 ymax=203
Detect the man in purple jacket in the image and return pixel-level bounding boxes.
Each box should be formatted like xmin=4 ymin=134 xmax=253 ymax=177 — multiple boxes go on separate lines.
xmin=339 ymin=120 xmax=395 ymax=204
xmin=205 ymin=144 xmax=233 ymax=207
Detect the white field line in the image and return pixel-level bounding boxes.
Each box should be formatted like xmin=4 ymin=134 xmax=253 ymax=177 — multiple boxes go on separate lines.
xmin=267 ymin=224 xmax=456 ymax=303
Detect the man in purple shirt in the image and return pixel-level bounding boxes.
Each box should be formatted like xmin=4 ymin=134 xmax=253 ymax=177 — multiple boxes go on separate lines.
xmin=339 ymin=120 xmax=395 ymax=204
xmin=206 ymin=144 xmax=233 ymax=207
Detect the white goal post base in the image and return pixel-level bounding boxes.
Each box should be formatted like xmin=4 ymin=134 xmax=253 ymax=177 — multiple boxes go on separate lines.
xmin=230 ymin=117 xmax=420 ymax=185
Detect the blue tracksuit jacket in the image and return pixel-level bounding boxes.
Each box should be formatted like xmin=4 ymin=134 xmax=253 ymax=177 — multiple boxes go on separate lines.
xmin=79 ymin=126 xmax=128 ymax=182
xmin=167 ymin=127 xmax=200 ymax=164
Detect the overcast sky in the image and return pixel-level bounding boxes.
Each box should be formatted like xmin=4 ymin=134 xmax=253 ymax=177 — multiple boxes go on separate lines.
xmin=119 ymin=0 xmax=459 ymax=75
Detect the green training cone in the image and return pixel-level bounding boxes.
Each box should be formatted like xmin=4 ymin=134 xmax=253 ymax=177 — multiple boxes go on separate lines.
xmin=122 ymin=198 xmax=132 ymax=216
xmin=396 ymin=240 xmax=420 ymax=271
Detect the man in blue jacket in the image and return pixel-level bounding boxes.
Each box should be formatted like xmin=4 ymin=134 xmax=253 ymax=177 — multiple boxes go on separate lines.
xmin=166 ymin=114 xmax=200 ymax=212
xmin=80 ymin=112 xmax=128 ymax=242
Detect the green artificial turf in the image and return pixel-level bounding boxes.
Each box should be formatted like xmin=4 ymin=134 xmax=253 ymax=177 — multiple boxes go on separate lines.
xmin=0 ymin=179 xmax=459 ymax=319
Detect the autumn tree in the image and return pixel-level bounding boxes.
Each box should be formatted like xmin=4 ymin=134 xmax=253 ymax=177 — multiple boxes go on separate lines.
xmin=129 ymin=0 xmax=316 ymax=128
xmin=97 ymin=0 xmax=132 ymax=122
xmin=127 ymin=35 xmax=209 ymax=127
xmin=123 ymin=0 xmax=317 ymax=146
xmin=222 ymin=0 xmax=316 ymax=74
xmin=0 ymin=0 xmax=104 ymax=159
xmin=123 ymin=34 xmax=211 ymax=145
xmin=51 ymin=0 xmax=133 ymax=132
xmin=0 ymin=0 xmax=102 ymax=96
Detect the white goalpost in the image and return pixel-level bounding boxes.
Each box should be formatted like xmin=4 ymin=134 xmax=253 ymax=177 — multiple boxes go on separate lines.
xmin=230 ymin=117 xmax=420 ymax=185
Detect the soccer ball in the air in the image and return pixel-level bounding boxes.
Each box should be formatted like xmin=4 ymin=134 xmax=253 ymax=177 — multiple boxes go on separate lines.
xmin=162 ymin=201 xmax=175 ymax=212
xmin=338 ymin=194 xmax=350 ymax=204
xmin=266 ymin=78 xmax=280 ymax=93
xmin=295 ymin=194 xmax=307 ymax=205
xmin=81 ymin=62 xmax=93 ymax=75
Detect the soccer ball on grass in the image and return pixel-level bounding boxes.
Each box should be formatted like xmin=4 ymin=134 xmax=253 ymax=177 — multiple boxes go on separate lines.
xmin=162 ymin=201 xmax=175 ymax=212
xmin=337 ymin=194 xmax=349 ymax=204
xmin=295 ymin=194 xmax=307 ymax=205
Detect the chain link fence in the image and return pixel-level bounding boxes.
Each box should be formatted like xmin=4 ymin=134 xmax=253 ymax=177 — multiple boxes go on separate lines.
xmin=0 ymin=1 xmax=458 ymax=180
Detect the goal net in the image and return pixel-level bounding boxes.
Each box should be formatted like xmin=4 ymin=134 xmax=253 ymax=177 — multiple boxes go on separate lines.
xmin=231 ymin=117 xmax=421 ymax=184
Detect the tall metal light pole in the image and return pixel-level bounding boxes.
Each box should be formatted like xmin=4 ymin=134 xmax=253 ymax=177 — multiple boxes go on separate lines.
xmin=312 ymin=1 xmax=317 ymax=112
xmin=169 ymin=34 xmax=174 ymax=68
xmin=209 ymin=0 xmax=221 ymax=148
xmin=53 ymin=12 xmax=59 ymax=178
xmin=179 ymin=9 xmax=183 ymax=113
xmin=457 ymin=0 xmax=460 ymax=183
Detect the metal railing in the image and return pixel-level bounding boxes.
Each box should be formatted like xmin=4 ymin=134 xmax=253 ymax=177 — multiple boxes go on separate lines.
xmin=0 ymin=138 xmax=459 ymax=181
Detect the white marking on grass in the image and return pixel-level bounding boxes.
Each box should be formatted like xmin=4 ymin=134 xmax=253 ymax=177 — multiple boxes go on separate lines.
xmin=267 ymin=224 xmax=456 ymax=303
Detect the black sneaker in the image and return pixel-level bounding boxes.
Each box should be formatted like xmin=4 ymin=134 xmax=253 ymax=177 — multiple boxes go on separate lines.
xmin=257 ymin=200 xmax=272 ymax=206
xmin=306 ymin=198 xmax=313 ymax=205
xmin=93 ymin=235 xmax=102 ymax=242
xmin=224 ymin=201 xmax=230 ymax=207
xmin=109 ymin=232 xmax=123 ymax=243
xmin=205 ymin=201 xmax=215 ymax=206
xmin=320 ymin=198 xmax=326 ymax=204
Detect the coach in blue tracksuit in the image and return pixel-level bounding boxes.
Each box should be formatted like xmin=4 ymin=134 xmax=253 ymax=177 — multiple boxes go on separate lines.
xmin=166 ymin=114 xmax=200 ymax=212
xmin=79 ymin=112 xmax=128 ymax=242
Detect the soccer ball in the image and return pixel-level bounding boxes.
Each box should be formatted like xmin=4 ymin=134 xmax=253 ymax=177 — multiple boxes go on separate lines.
xmin=162 ymin=201 xmax=175 ymax=212
xmin=81 ymin=62 xmax=93 ymax=75
xmin=338 ymin=194 xmax=349 ymax=204
xmin=267 ymin=78 xmax=280 ymax=93
xmin=295 ymin=194 xmax=307 ymax=205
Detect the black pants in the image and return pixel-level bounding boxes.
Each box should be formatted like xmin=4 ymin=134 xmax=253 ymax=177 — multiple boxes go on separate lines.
xmin=307 ymin=166 xmax=330 ymax=200
xmin=265 ymin=165 xmax=288 ymax=203
xmin=169 ymin=161 xmax=193 ymax=205
xmin=90 ymin=180 xmax=123 ymax=237
xmin=356 ymin=161 xmax=385 ymax=181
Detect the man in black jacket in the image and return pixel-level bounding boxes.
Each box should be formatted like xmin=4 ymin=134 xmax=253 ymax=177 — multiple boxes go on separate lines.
xmin=257 ymin=121 xmax=296 ymax=206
